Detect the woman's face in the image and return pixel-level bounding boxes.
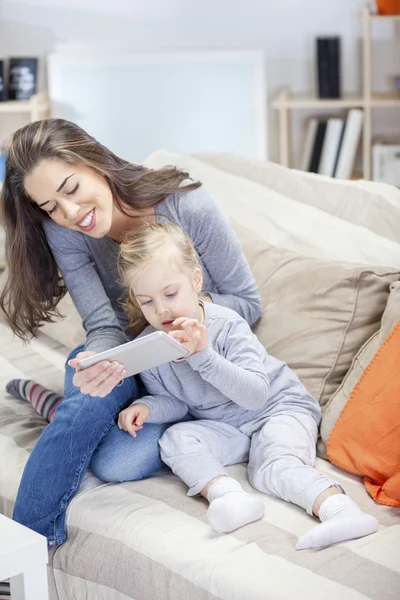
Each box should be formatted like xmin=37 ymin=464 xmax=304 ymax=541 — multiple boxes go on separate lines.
xmin=24 ymin=159 xmax=115 ymax=238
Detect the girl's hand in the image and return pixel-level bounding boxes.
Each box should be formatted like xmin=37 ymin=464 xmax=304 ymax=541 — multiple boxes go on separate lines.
xmin=169 ymin=317 xmax=208 ymax=356
xmin=118 ymin=403 xmax=150 ymax=438
xmin=68 ymin=351 xmax=127 ymax=398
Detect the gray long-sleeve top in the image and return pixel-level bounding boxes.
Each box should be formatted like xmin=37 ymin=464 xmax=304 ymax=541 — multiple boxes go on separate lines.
xmin=43 ymin=185 xmax=261 ymax=353
xmin=135 ymin=302 xmax=320 ymax=435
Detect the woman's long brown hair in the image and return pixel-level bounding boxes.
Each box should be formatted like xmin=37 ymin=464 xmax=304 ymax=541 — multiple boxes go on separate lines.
xmin=0 ymin=118 xmax=201 ymax=340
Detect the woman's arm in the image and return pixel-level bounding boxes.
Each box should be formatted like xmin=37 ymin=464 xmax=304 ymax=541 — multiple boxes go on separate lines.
xmin=44 ymin=221 xmax=127 ymax=354
xmin=178 ymin=187 xmax=261 ymax=326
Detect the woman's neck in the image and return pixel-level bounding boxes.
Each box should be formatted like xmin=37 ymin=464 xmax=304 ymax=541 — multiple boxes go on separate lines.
xmin=108 ymin=203 xmax=156 ymax=243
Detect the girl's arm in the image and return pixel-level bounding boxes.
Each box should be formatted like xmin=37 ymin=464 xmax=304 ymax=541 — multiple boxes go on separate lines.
xmin=186 ymin=318 xmax=270 ymax=410
xmin=137 ymin=369 xmax=189 ymax=423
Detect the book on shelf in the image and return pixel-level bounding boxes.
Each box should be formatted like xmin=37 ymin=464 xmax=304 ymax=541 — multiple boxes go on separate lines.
xmin=308 ymin=119 xmax=327 ymax=173
xmin=300 ymin=118 xmax=318 ymax=171
xmin=301 ymin=109 xmax=363 ymax=179
xmin=318 ymin=118 xmax=344 ymax=177
xmin=316 ymin=37 xmax=341 ymax=99
xmin=333 ymin=109 xmax=364 ymax=179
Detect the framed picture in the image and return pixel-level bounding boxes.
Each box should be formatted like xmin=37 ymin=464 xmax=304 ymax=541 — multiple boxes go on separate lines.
xmin=47 ymin=49 xmax=267 ymax=163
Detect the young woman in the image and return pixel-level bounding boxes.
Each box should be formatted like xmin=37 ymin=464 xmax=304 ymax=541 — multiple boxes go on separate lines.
xmin=0 ymin=118 xmax=261 ymax=546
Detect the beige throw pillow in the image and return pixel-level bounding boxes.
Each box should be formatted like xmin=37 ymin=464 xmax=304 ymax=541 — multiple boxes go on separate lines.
xmin=319 ymin=280 xmax=400 ymax=458
xmin=232 ymin=222 xmax=400 ymax=410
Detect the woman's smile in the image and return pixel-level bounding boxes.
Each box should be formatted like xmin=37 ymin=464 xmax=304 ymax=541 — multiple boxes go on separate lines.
xmin=76 ymin=208 xmax=96 ymax=232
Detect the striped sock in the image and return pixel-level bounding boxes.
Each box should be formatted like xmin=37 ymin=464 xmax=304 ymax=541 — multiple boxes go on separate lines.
xmin=0 ymin=580 xmax=10 ymax=599
xmin=5 ymin=379 xmax=63 ymax=423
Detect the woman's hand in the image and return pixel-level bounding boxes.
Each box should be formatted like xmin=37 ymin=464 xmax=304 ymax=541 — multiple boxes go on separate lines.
xmin=169 ymin=317 xmax=208 ymax=356
xmin=68 ymin=351 xmax=127 ymax=398
xmin=118 ymin=403 xmax=150 ymax=438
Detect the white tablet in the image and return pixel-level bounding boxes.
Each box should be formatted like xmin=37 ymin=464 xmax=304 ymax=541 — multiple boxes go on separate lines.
xmin=77 ymin=331 xmax=190 ymax=378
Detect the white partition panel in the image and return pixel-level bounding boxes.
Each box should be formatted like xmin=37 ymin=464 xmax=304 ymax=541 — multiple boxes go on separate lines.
xmin=47 ymin=50 xmax=267 ymax=163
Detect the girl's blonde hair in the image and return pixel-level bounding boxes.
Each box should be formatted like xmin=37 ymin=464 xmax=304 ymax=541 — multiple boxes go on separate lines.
xmin=119 ymin=222 xmax=200 ymax=336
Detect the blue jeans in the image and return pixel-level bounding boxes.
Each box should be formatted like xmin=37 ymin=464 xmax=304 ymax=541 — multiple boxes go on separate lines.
xmin=13 ymin=345 xmax=169 ymax=546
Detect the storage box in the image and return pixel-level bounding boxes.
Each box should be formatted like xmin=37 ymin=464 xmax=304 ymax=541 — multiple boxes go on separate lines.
xmin=372 ymin=143 xmax=400 ymax=186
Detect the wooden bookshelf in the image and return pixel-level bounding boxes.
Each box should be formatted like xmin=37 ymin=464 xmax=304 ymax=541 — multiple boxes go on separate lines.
xmin=0 ymin=92 xmax=50 ymax=121
xmin=271 ymin=7 xmax=400 ymax=179
xmin=368 ymin=13 xmax=400 ymax=20
xmin=271 ymin=93 xmax=365 ymax=109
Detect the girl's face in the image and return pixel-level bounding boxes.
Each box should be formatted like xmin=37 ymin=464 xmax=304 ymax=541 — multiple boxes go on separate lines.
xmin=131 ymin=257 xmax=203 ymax=331
xmin=25 ymin=158 xmax=115 ymax=238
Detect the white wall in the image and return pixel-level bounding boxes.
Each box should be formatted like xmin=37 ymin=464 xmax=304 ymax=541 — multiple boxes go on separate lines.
xmin=1 ymin=0 xmax=399 ymax=165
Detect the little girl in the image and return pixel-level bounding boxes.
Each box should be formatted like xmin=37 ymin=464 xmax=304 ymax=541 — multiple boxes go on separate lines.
xmin=117 ymin=222 xmax=378 ymax=550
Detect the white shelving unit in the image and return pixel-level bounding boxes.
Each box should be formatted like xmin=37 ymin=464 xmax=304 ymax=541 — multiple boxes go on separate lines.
xmin=271 ymin=7 xmax=400 ymax=179
xmin=0 ymin=513 xmax=49 ymax=599
xmin=0 ymin=91 xmax=51 ymax=269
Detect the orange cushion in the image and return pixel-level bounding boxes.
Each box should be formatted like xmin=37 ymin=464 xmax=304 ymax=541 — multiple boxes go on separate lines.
xmin=327 ymin=322 xmax=400 ymax=507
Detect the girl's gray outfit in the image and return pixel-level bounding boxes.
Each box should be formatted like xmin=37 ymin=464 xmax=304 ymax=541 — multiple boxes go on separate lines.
xmin=134 ymin=302 xmax=339 ymax=515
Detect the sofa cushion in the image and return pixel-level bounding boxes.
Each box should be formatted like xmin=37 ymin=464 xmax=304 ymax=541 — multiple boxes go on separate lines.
xmin=320 ymin=280 xmax=400 ymax=457
xmin=233 ymin=223 xmax=400 ymax=410
xmin=194 ymin=152 xmax=400 ymax=244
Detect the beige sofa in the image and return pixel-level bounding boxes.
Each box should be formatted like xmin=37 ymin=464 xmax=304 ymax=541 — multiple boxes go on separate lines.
xmin=1 ymin=153 xmax=399 ymax=600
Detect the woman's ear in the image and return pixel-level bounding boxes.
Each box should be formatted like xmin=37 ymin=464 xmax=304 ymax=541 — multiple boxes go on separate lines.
xmin=192 ymin=267 xmax=203 ymax=293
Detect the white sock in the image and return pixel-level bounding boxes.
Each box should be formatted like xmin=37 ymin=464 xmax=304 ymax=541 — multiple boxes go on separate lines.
xmin=296 ymin=493 xmax=378 ymax=550
xmin=206 ymin=476 xmax=264 ymax=534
